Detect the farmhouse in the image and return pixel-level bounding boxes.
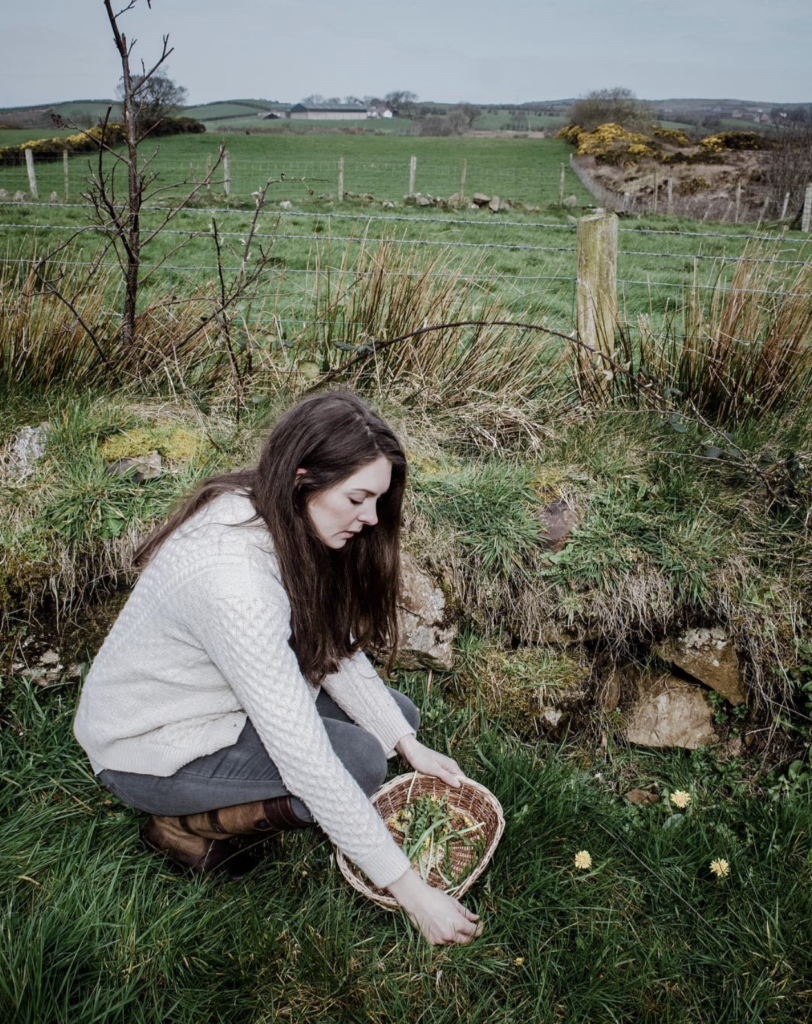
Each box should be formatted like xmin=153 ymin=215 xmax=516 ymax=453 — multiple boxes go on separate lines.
xmin=289 ymin=103 xmax=368 ymax=121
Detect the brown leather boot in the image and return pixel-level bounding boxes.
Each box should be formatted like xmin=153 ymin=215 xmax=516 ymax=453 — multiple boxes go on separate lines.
xmin=143 ymin=797 xmax=311 ymax=878
xmin=181 ymin=795 xmax=311 ymax=838
xmin=142 ymin=815 xmax=256 ymax=880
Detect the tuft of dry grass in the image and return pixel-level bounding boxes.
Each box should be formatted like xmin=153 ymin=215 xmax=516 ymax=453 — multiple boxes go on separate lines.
xmin=288 ymin=241 xmax=566 ymax=409
xmin=0 ymin=260 xmax=232 ymax=393
xmin=592 ymin=247 xmax=812 ymax=425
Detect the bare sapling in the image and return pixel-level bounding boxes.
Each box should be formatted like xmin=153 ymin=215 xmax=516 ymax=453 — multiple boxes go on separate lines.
xmin=34 ymin=0 xmax=224 ymax=374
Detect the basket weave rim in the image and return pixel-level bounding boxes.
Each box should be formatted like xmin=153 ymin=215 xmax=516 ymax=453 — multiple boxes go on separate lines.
xmin=336 ymin=771 xmax=505 ymax=910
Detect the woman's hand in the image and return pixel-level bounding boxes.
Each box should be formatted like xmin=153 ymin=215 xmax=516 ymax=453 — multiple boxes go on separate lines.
xmin=387 ymin=868 xmax=484 ymax=946
xmin=395 ymin=735 xmax=467 ymax=788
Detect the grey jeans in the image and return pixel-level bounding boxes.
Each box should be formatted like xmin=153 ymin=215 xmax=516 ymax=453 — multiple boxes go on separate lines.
xmin=98 ymin=685 xmax=420 ymax=823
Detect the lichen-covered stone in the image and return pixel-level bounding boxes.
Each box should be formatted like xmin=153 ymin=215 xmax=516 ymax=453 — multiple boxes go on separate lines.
xmin=656 ymin=626 xmax=746 ymax=705
xmin=393 ymin=553 xmax=456 ymax=670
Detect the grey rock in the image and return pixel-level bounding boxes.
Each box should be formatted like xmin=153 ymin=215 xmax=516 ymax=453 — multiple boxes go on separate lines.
xmin=539 ymin=706 xmax=564 ymax=727
xmin=393 ymin=553 xmax=456 ymax=670
xmin=624 ymin=672 xmax=720 ymax=749
xmin=538 ymin=498 xmax=577 ymax=552
xmin=106 ymin=450 xmax=163 ymax=482
xmin=1 ymin=423 xmax=50 ymax=481
xmin=471 ymin=193 xmax=491 ymax=206
xmin=0 ymin=189 xmax=7 ymax=199
xmin=562 ymin=195 xmax=578 ymax=207
xmin=13 ymin=190 xmax=25 ymax=201
xmin=49 ymin=191 xmax=59 ymax=203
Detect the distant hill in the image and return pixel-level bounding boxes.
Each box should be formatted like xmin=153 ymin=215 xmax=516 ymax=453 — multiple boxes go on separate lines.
xmin=2 ymin=96 xmax=808 ymax=134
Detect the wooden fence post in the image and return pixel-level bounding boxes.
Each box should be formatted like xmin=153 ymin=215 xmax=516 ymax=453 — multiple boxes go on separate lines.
xmin=63 ymin=149 xmax=69 ymax=201
xmin=408 ymin=155 xmax=416 ymax=196
xmin=757 ymin=195 xmax=770 ymax=226
xmin=666 ymin=178 xmax=674 ymax=217
xmin=652 ymin=170 xmax=659 ymax=214
xmin=734 ymin=180 xmax=742 ymax=224
xmin=780 ymin=191 xmax=790 ymax=220
xmin=205 ymin=154 xmax=212 ymax=190
xmin=558 ymin=162 xmax=566 ymax=205
xmin=576 ymin=211 xmax=618 ymax=392
xmin=460 ymin=159 xmax=467 ymax=200
xmin=25 ymin=149 xmax=38 ymax=199
xmin=223 ymin=149 xmax=231 ymax=196
xmin=338 ymin=156 xmax=344 ymax=202
xmin=802 ymin=184 xmax=812 ymax=233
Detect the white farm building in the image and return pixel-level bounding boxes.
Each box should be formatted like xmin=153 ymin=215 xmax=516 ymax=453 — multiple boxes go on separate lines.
xmin=288 ymin=103 xmax=368 ymax=121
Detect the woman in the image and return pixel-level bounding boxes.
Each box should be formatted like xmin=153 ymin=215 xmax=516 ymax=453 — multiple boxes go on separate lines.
xmin=74 ymin=391 xmax=483 ymax=947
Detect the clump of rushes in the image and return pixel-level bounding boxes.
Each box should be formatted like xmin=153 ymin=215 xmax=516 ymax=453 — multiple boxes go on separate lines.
xmin=387 ymin=793 xmax=487 ymax=886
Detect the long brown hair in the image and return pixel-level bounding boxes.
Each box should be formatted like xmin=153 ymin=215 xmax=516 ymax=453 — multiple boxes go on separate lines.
xmin=134 ymin=392 xmax=407 ymax=683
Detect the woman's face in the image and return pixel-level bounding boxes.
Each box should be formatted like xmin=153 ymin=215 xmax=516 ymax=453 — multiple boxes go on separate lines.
xmin=304 ymin=455 xmax=393 ymax=549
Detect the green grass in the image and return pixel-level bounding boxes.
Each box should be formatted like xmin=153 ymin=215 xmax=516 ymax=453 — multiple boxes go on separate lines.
xmin=0 ymin=128 xmax=77 ymax=146
xmin=2 ymin=664 xmax=812 ymax=1022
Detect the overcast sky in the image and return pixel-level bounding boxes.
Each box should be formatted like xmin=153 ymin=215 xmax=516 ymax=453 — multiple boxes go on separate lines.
xmin=2 ymin=0 xmax=809 ymax=108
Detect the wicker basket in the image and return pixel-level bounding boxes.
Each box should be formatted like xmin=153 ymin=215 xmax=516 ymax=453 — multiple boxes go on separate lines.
xmin=336 ymin=771 xmax=505 ymax=910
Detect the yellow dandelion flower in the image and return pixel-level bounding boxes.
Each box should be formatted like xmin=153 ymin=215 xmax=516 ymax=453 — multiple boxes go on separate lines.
xmin=710 ymin=858 xmax=730 ymax=878
xmin=514 ymin=957 xmax=525 ymax=966
xmin=574 ymin=850 xmax=592 ymax=870
xmin=670 ymin=790 xmax=691 ymax=809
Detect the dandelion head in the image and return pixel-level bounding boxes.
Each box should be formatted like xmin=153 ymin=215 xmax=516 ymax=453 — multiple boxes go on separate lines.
xmin=514 ymin=957 xmax=525 ymax=966
xmin=710 ymin=858 xmax=730 ymax=878
xmin=574 ymin=850 xmax=592 ymax=870
xmin=670 ymin=790 xmax=692 ymax=809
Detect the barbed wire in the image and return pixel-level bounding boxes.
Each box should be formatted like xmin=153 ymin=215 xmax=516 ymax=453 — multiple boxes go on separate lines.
xmin=4 ymin=219 xmax=810 ymax=268
xmin=0 ymin=199 xmax=806 ymax=245
xmin=0 ymin=255 xmax=802 ymax=297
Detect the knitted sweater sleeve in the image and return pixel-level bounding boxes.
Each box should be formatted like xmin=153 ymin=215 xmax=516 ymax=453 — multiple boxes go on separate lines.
xmin=186 ymin=567 xmax=411 ymax=890
xmin=320 ymin=652 xmax=417 ymax=758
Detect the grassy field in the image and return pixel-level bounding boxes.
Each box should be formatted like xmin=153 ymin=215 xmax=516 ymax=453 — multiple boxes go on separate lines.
xmin=2 ymin=124 xmax=812 ymax=1021
xmin=0 ymin=133 xmax=808 ymax=332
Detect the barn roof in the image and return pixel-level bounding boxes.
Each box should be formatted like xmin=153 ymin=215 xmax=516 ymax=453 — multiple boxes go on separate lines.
xmin=289 ymin=103 xmax=367 ymax=113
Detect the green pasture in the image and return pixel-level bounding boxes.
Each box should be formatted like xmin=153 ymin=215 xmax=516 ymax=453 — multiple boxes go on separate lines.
xmin=0 ymin=132 xmax=582 ymax=205
xmin=0 ymin=128 xmax=76 ymax=146
xmin=0 ymin=133 xmax=808 ymax=331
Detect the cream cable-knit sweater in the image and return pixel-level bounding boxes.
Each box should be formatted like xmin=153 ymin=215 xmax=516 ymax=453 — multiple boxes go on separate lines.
xmin=73 ymin=491 xmax=416 ymax=889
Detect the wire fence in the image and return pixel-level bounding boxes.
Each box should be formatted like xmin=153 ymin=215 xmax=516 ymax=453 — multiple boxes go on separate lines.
xmin=2 ymin=199 xmax=808 ymax=246
xmin=0 ymin=154 xmax=590 ymax=208
xmin=1 ymin=157 xmax=809 ymax=338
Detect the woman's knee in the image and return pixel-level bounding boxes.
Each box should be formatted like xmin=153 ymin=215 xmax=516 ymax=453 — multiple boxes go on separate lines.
xmin=388 ymin=688 xmax=421 ymax=734
xmin=344 ymin=729 xmax=388 ymax=796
